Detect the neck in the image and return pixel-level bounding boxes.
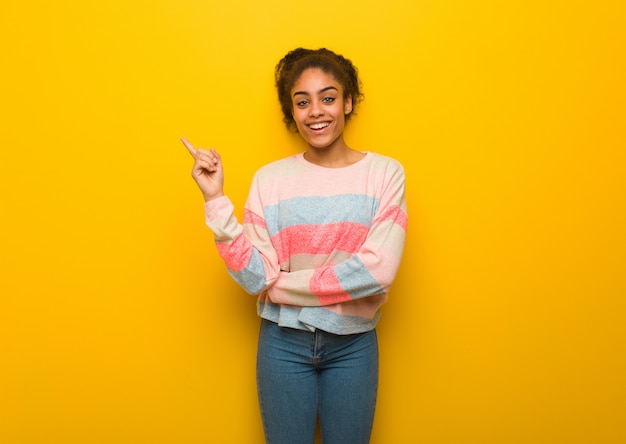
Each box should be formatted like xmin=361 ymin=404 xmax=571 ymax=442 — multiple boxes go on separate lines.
xmin=304 ymin=141 xmax=365 ymax=168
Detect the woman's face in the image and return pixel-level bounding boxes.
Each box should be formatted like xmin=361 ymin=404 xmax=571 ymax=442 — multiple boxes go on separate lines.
xmin=290 ymin=68 xmax=353 ymax=151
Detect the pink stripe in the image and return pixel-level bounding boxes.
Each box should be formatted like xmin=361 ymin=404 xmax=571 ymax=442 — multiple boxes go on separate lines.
xmin=243 ymin=208 xmax=267 ymax=228
xmin=324 ymin=294 xmax=387 ymax=318
xmin=310 ymin=268 xmax=353 ymax=305
xmin=271 ymin=223 xmax=369 ymax=264
xmin=373 ymin=205 xmax=408 ymax=230
xmin=215 ymin=233 xmax=251 ymax=272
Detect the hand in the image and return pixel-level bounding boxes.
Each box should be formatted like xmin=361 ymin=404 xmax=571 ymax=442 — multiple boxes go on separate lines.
xmin=181 ymin=137 xmax=225 ymax=202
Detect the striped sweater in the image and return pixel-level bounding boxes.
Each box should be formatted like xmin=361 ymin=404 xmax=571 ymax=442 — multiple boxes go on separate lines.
xmin=204 ymin=152 xmax=407 ymax=334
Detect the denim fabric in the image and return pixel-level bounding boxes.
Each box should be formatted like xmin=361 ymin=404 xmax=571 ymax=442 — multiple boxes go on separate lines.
xmin=256 ymin=319 xmax=379 ymax=444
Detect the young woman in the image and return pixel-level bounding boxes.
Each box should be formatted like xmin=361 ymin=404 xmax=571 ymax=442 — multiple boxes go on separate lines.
xmin=182 ymin=48 xmax=407 ymax=444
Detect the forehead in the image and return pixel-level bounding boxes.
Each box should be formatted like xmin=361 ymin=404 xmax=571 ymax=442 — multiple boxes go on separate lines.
xmin=291 ymin=67 xmax=343 ymax=94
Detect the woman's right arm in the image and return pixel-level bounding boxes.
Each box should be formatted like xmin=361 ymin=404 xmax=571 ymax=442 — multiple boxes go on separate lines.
xmin=182 ymin=138 xmax=280 ymax=294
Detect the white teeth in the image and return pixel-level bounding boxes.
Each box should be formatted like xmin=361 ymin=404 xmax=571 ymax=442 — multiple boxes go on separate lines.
xmin=309 ymin=122 xmax=330 ymax=130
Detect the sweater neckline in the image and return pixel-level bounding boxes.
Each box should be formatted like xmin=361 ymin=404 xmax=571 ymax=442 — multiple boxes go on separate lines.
xmin=295 ymin=152 xmax=370 ymax=172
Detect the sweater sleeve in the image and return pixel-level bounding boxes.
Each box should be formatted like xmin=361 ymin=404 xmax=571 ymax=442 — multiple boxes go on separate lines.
xmin=204 ymin=190 xmax=280 ymax=295
xmin=267 ymin=162 xmax=408 ymax=307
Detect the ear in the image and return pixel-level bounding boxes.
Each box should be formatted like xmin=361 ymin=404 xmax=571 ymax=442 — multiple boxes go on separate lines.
xmin=344 ymin=95 xmax=353 ymax=115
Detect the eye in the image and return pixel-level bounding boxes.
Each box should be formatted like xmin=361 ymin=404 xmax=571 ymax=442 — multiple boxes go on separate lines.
xmin=322 ymin=96 xmax=335 ymax=103
xmin=296 ymin=100 xmax=309 ymax=107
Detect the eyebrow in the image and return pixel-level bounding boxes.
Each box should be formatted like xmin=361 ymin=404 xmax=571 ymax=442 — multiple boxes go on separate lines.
xmin=292 ymin=86 xmax=339 ymax=97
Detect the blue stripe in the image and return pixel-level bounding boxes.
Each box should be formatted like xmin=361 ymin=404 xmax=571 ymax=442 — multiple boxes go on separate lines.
xmin=264 ymin=194 xmax=379 ymax=236
xmin=335 ymin=256 xmax=384 ymax=298
xmin=227 ymin=248 xmax=267 ymax=294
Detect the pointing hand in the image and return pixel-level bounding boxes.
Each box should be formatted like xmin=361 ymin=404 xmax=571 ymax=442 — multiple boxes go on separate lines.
xmin=181 ymin=137 xmax=224 ymax=202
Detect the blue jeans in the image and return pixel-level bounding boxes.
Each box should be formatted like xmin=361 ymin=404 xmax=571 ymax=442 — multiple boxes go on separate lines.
xmin=256 ymin=319 xmax=379 ymax=444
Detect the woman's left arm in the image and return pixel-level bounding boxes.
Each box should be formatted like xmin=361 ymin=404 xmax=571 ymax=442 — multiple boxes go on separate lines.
xmin=268 ymin=163 xmax=408 ymax=307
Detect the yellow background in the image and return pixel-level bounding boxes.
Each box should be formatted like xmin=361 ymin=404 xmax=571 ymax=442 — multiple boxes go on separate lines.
xmin=1 ymin=0 xmax=625 ymax=443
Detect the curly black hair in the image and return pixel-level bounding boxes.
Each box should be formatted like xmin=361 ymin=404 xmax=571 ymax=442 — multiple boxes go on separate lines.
xmin=275 ymin=48 xmax=364 ymax=131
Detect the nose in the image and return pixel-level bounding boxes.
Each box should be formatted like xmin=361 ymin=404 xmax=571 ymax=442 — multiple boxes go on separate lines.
xmin=309 ymin=101 xmax=324 ymax=117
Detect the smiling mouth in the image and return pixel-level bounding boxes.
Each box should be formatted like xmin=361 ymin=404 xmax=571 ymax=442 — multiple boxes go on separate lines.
xmin=308 ymin=122 xmax=330 ymax=130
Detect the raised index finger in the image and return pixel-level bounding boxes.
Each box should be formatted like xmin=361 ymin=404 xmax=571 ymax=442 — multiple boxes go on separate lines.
xmin=180 ymin=137 xmax=197 ymax=158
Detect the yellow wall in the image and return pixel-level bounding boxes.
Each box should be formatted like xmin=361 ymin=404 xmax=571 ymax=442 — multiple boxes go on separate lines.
xmin=1 ymin=1 xmax=624 ymax=443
